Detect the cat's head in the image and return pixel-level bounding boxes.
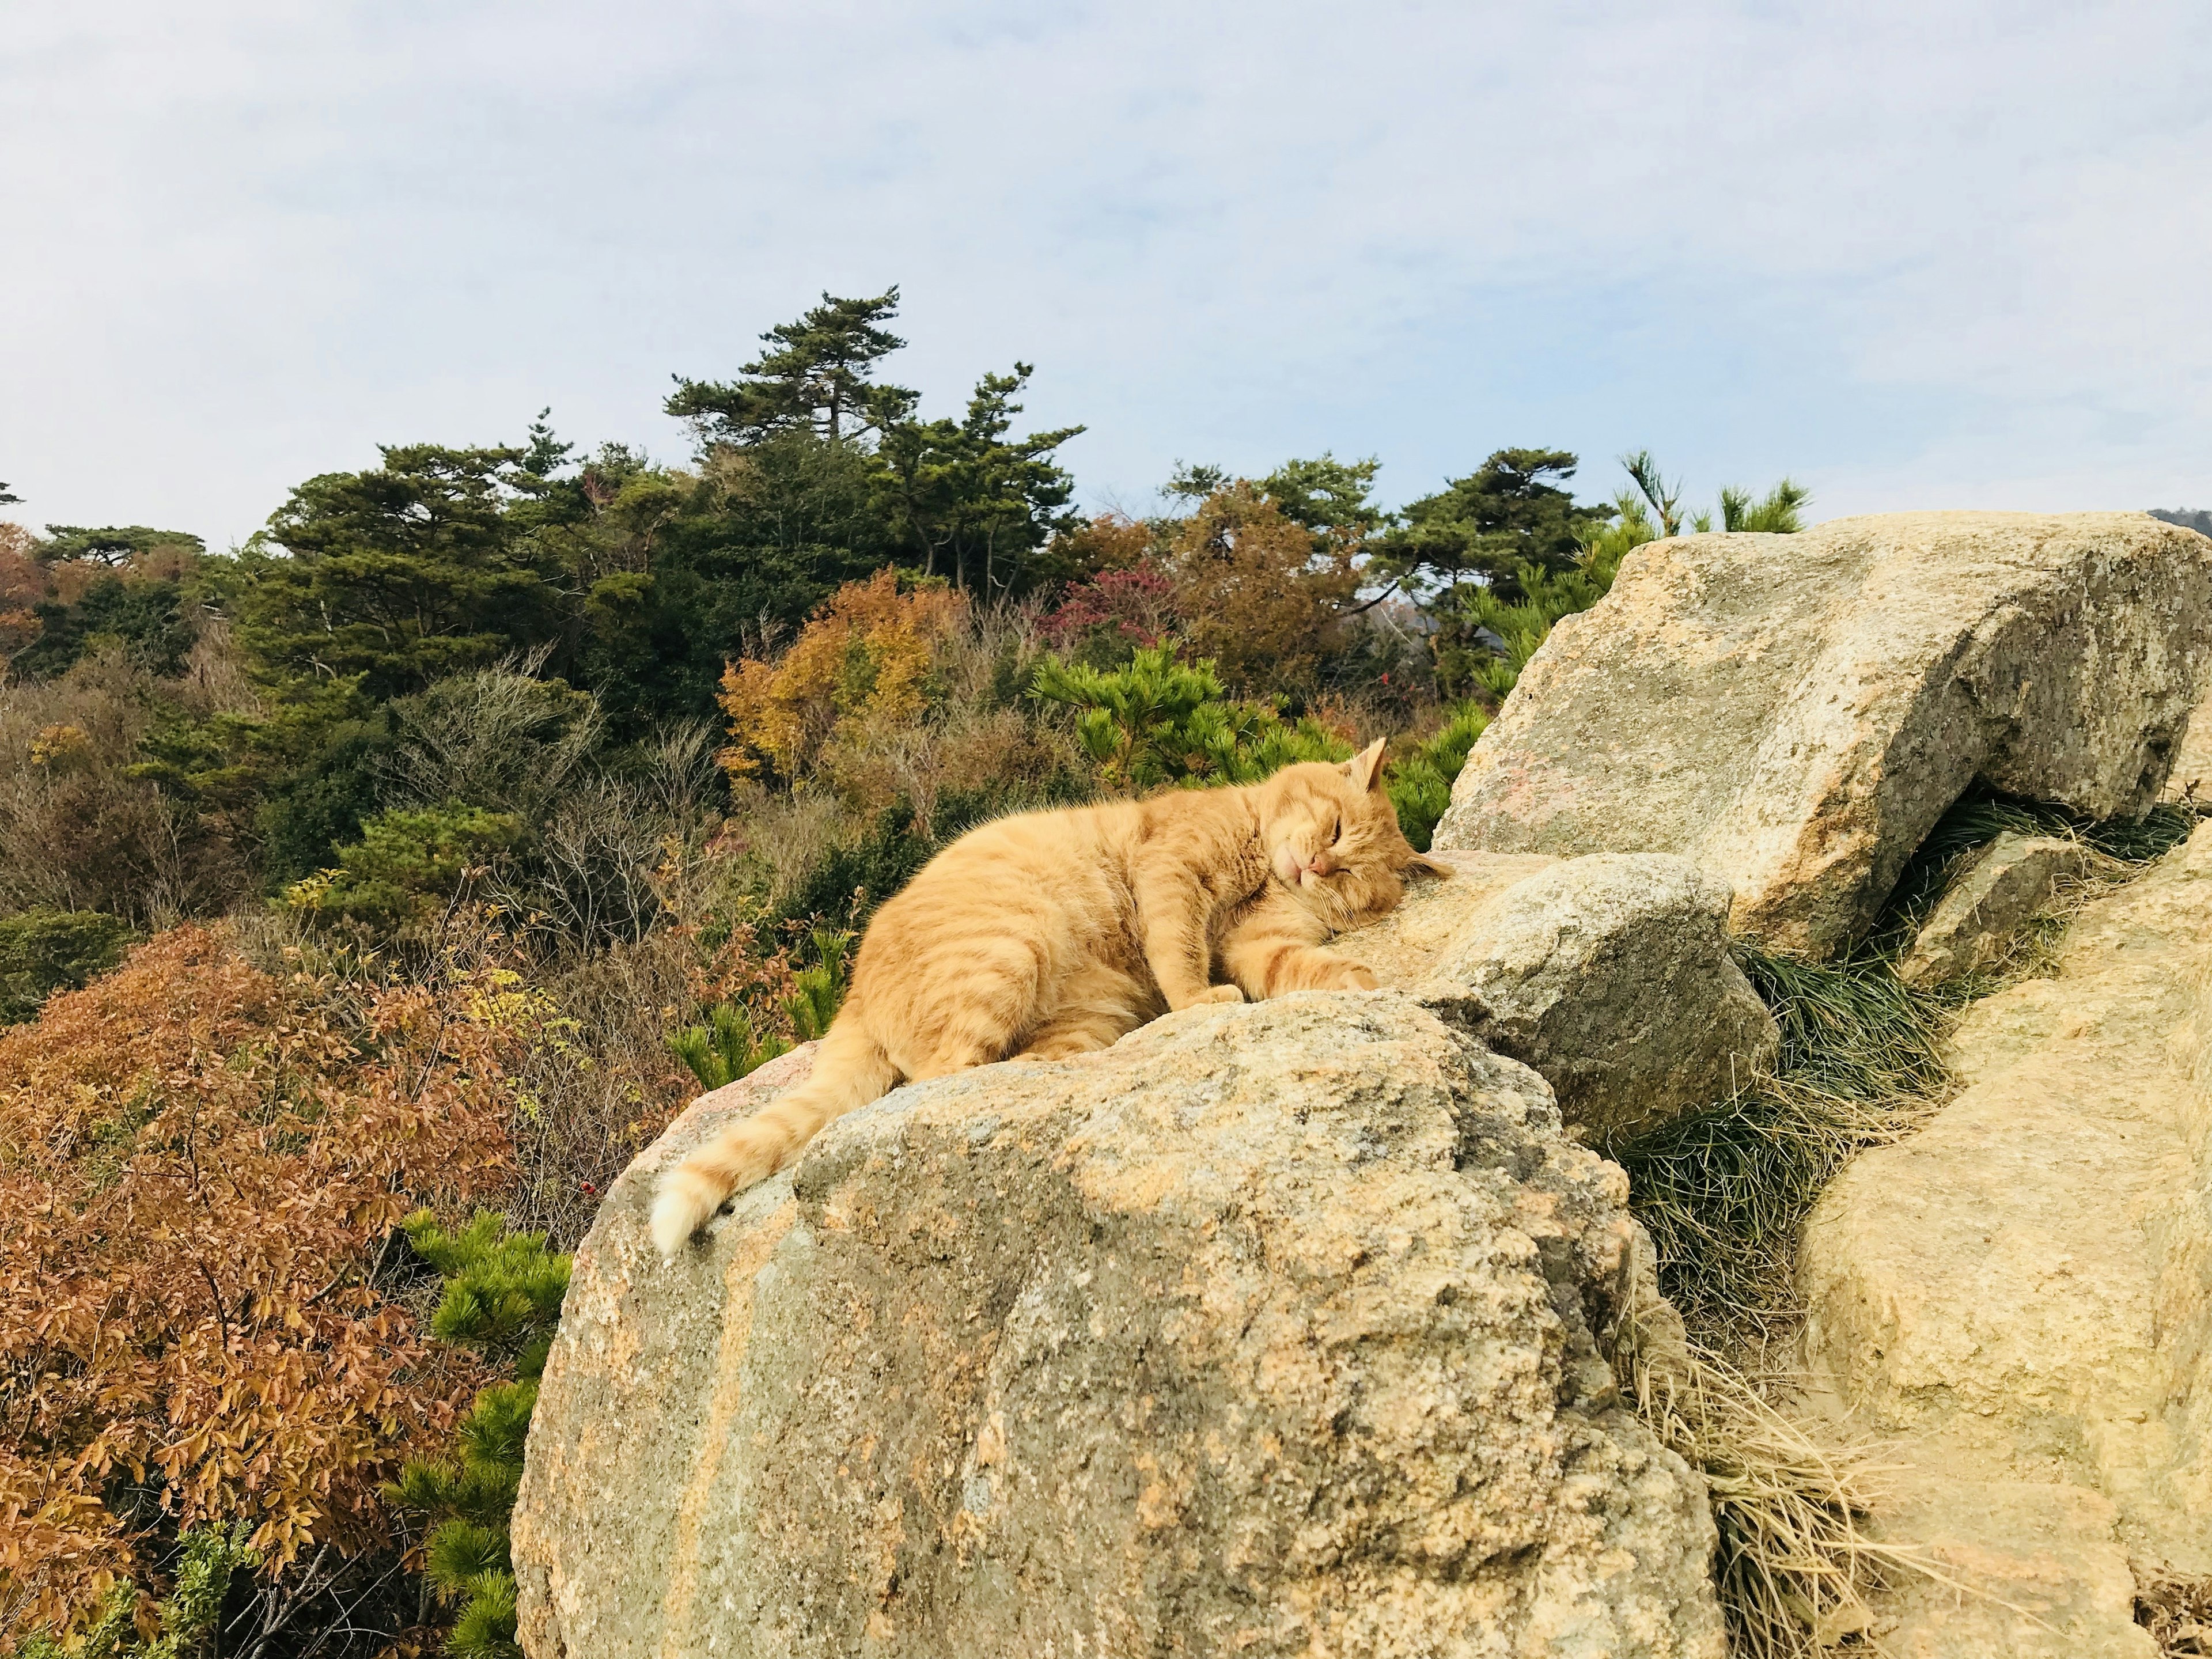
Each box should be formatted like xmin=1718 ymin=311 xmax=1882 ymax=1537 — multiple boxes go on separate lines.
xmin=1255 ymin=738 xmax=1453 ymax=930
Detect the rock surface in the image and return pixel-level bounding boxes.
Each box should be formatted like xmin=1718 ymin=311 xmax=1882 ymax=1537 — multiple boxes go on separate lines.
xmin=1798 ymin=821 xmax=2212 ymax=1656
xmin=2163 ymin=675 xmax=2212 ymax=805
xmin=1433 ymin=512 xmax=2212 ymax=955
xmin=1895 ymin=831 xmax=2090 ymax=986
xmin=1353 ymin=851 xmax=1779 ymax=1139
xmin=513 ymin=994 xmax=1726 ymax=1658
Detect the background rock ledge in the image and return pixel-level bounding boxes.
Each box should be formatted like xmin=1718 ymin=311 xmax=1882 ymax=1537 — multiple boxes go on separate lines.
xmin=512 ymin=993 xmax=1724 ymax=1659
xmin=1354 ymin=851 xmax=1778 ymax=1140
xmin=1433 ymin=512 xmax=2212 ymax=955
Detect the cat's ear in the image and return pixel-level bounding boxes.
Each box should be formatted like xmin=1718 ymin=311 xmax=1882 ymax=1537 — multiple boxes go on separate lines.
xmin=1343 ymin=737 xmax=1388 ymax=793
xmin=1406 ymin=851 xmax=1456 ymax=880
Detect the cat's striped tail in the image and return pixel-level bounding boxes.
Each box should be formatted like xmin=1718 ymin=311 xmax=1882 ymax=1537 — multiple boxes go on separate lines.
xmin=650 ymin=1017 xmax=899 ymax=1258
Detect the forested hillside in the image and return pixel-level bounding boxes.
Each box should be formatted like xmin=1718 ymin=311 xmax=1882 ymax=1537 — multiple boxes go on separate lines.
xmin=0 ymin=290 xmax=1807 ymax=1656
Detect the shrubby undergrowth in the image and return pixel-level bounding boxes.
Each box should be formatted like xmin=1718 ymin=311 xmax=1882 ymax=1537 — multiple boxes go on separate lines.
xmin=0 ymin=287 xmax=1813 ymax=1653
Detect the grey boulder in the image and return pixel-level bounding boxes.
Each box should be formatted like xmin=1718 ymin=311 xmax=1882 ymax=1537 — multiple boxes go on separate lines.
xmin=1433 ymin=512 xmax=2212 ymax=956
xmin=511 ymin=994 xmax=1725 ymax=1659
xmin=1349 ymin=851 xmax=1779 ymax=1140
xmin=1896 ymin=831 xmax=2091 ymax=986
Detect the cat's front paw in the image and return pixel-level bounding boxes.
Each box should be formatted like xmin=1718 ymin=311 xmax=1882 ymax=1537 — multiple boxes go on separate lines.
xmin=1324 ymin=961 xmax=1380 ymax=991
xmin=1196 ymin=983 xmax=1246 ymax=1005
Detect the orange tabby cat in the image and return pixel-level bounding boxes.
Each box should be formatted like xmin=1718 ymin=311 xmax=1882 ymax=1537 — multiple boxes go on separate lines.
xmin=651 ymin=738 xmax=1448 ymax=1255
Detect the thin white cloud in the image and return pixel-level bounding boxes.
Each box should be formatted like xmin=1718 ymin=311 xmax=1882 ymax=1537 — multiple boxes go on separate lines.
xmin=2 ymin=0 xmax=2207 ymax=544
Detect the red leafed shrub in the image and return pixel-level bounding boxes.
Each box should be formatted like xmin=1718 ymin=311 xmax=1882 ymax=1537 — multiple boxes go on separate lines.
xmin=1043 ymin=560 xmax=1184 ymax=652
xmin=0 ymin=924 xmax=524 ymax=1645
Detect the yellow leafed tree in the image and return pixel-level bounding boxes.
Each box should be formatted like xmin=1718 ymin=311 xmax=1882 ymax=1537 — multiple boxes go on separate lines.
xmin=717 ymin=569 xmax=967 ymax=783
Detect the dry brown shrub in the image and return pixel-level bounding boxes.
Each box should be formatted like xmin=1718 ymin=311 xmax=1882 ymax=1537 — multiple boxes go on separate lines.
xmin=1164 ymin=484 xmax=1358 ymax=696
xmin=0 ymin=525 xmax=46 ymax=664
xmin=499 ymin=926 xmax=728 ymax=1247
xmin=0 ymin=648 xmax=252 ymax=927
xmin=0 ymin=922 xmax=525 ymax=1645
xmin=695 ymin=785 xmax=847 ymax=919
xmin=822 ymin=707 xmax=1085 ymax=834
xmin=717 ymin=570 xmax=968 ymax=783
xmin=1047 ymin=510 xmax=1158 ymax=576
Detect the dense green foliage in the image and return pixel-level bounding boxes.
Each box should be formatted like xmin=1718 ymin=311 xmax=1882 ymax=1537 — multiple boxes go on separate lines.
xmin=1381 ymin=702 xmax=1491 ymax=851
xmin=1031 ymin=648 xmax=1351 ymax=789
xmin=1381 ymin=448 xmax=1606 ymax=596
xmin=388 ymin=1212 xmax=571 ymax=1659
xmin=0 ymin=291 xmax=1817 ymax=1046
xmin=0 ymin=908 xmax=135 ymax=1023
xmin=283 ymin=802 xmax=524 ymax=933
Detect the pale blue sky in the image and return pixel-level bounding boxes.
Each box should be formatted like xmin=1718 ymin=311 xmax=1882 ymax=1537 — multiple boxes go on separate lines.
xmin=3 ymin=1 xmax=2208 ymax=548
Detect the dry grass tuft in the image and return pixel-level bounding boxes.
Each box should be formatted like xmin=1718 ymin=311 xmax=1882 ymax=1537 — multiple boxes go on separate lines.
xmin=2138 ymin=1575 xmax=2212 ymax=1657
xmin=1622 ymin=1298 xmax=1929 ymax=1656
xmin=1612 ymin=946 xmax=1950 ymax=1358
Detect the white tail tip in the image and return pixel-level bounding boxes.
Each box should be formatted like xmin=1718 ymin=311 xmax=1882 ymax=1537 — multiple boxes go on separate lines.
xmin=649 ymin=1169 xmax=718 ymax=1260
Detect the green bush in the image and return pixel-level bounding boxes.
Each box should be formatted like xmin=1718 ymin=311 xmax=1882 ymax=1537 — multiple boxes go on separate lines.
xmin=0 ymin=908 xmax=136 ymax=1024
xmin=1444 ymin=558 xmax=1615 ymax=700
xmin=16 ymin=1521 xmax=258 ymax=1659
xmin=1382 ymin=703 xmax=1490 ymax=851
xmin=1030 ymin=646 xmax=1349 ymax=791
xmin=387 ymin=1211 xmax=570 ymax=1659
xmin=253 ymin=717 xmax=396 ymax=885
xmin=788 ymin=927 xmax=853 ymax=1042
xmin=281 ymin=801 xmax=522 ymax=934
xmin=668 ymin=1001 xmax=790 ymax=1090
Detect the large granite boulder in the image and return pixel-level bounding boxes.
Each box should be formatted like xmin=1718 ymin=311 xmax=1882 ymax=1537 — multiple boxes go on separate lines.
xmin=1433 ymin=513 xmax=2212 ymax=956
xmin=1796 ymin=821 xmax=2212 ymax=1656
xmin=513 ymin=994 xmax=1725 ymax=1658
xmin=1353 ymin=851 xmax=1778 ymax=1139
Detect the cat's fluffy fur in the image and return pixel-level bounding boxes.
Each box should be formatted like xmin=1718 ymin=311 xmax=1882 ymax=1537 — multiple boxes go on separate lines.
xmin=650 ymin=738 xmax=1448 ymax=1256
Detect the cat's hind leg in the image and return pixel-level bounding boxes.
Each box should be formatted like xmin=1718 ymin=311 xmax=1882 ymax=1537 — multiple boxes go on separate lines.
xmin=1011 ymin=960 xmax=1156 ymax=1061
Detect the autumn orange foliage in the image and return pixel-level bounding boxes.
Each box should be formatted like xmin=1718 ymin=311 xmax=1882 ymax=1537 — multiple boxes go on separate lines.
xmin=716 ymin=569 xmax=967 ymax=783
xmin=0 ymin=925 xmax=524 ymax=1644
xmin=1165 ymin=484 xmax=1358 ymax=695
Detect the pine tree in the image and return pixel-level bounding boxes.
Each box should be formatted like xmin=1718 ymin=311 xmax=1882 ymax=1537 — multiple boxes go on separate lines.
xmin=876 ymin=365 xmax=1084 ymax=595
xmin=1380 ymin=448 xmax=1605 ymax=597
xmin=387 ymin=1212 xmax=570 ymax=1659
xmin=236 ymin=445 xmax=564 ymax=699
xmin=666 ymin=289 xmax=917 ymax=447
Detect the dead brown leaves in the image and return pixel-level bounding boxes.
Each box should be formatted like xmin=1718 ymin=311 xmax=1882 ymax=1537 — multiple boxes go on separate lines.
xmin=0 ymin=925 xmax=521 ymax=1642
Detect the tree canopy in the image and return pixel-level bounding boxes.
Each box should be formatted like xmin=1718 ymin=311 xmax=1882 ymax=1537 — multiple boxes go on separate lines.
xmin=666 ymin=288 xmax=916 ymax=448
xmin=1380 ymin=447 xmax=1605 ymax=596
xmin=236 ymin=444 xmax=566 ymax=699
xmin=877 ymin=364 xmax=1084 ymax=594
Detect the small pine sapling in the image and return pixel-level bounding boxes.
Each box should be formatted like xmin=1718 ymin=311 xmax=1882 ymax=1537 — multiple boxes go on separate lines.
xmin=788 ymin=929 xmax=853 ymax=1042
xmin=667 ymin=1001 xmax=791 ymax=1091
xmin=386 ymin=1211 xmax=570 ymax=1659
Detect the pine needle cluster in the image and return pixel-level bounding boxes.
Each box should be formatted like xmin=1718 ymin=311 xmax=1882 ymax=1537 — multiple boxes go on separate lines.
xmin=385 ymin=1212 xmax=570 ymax=1659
